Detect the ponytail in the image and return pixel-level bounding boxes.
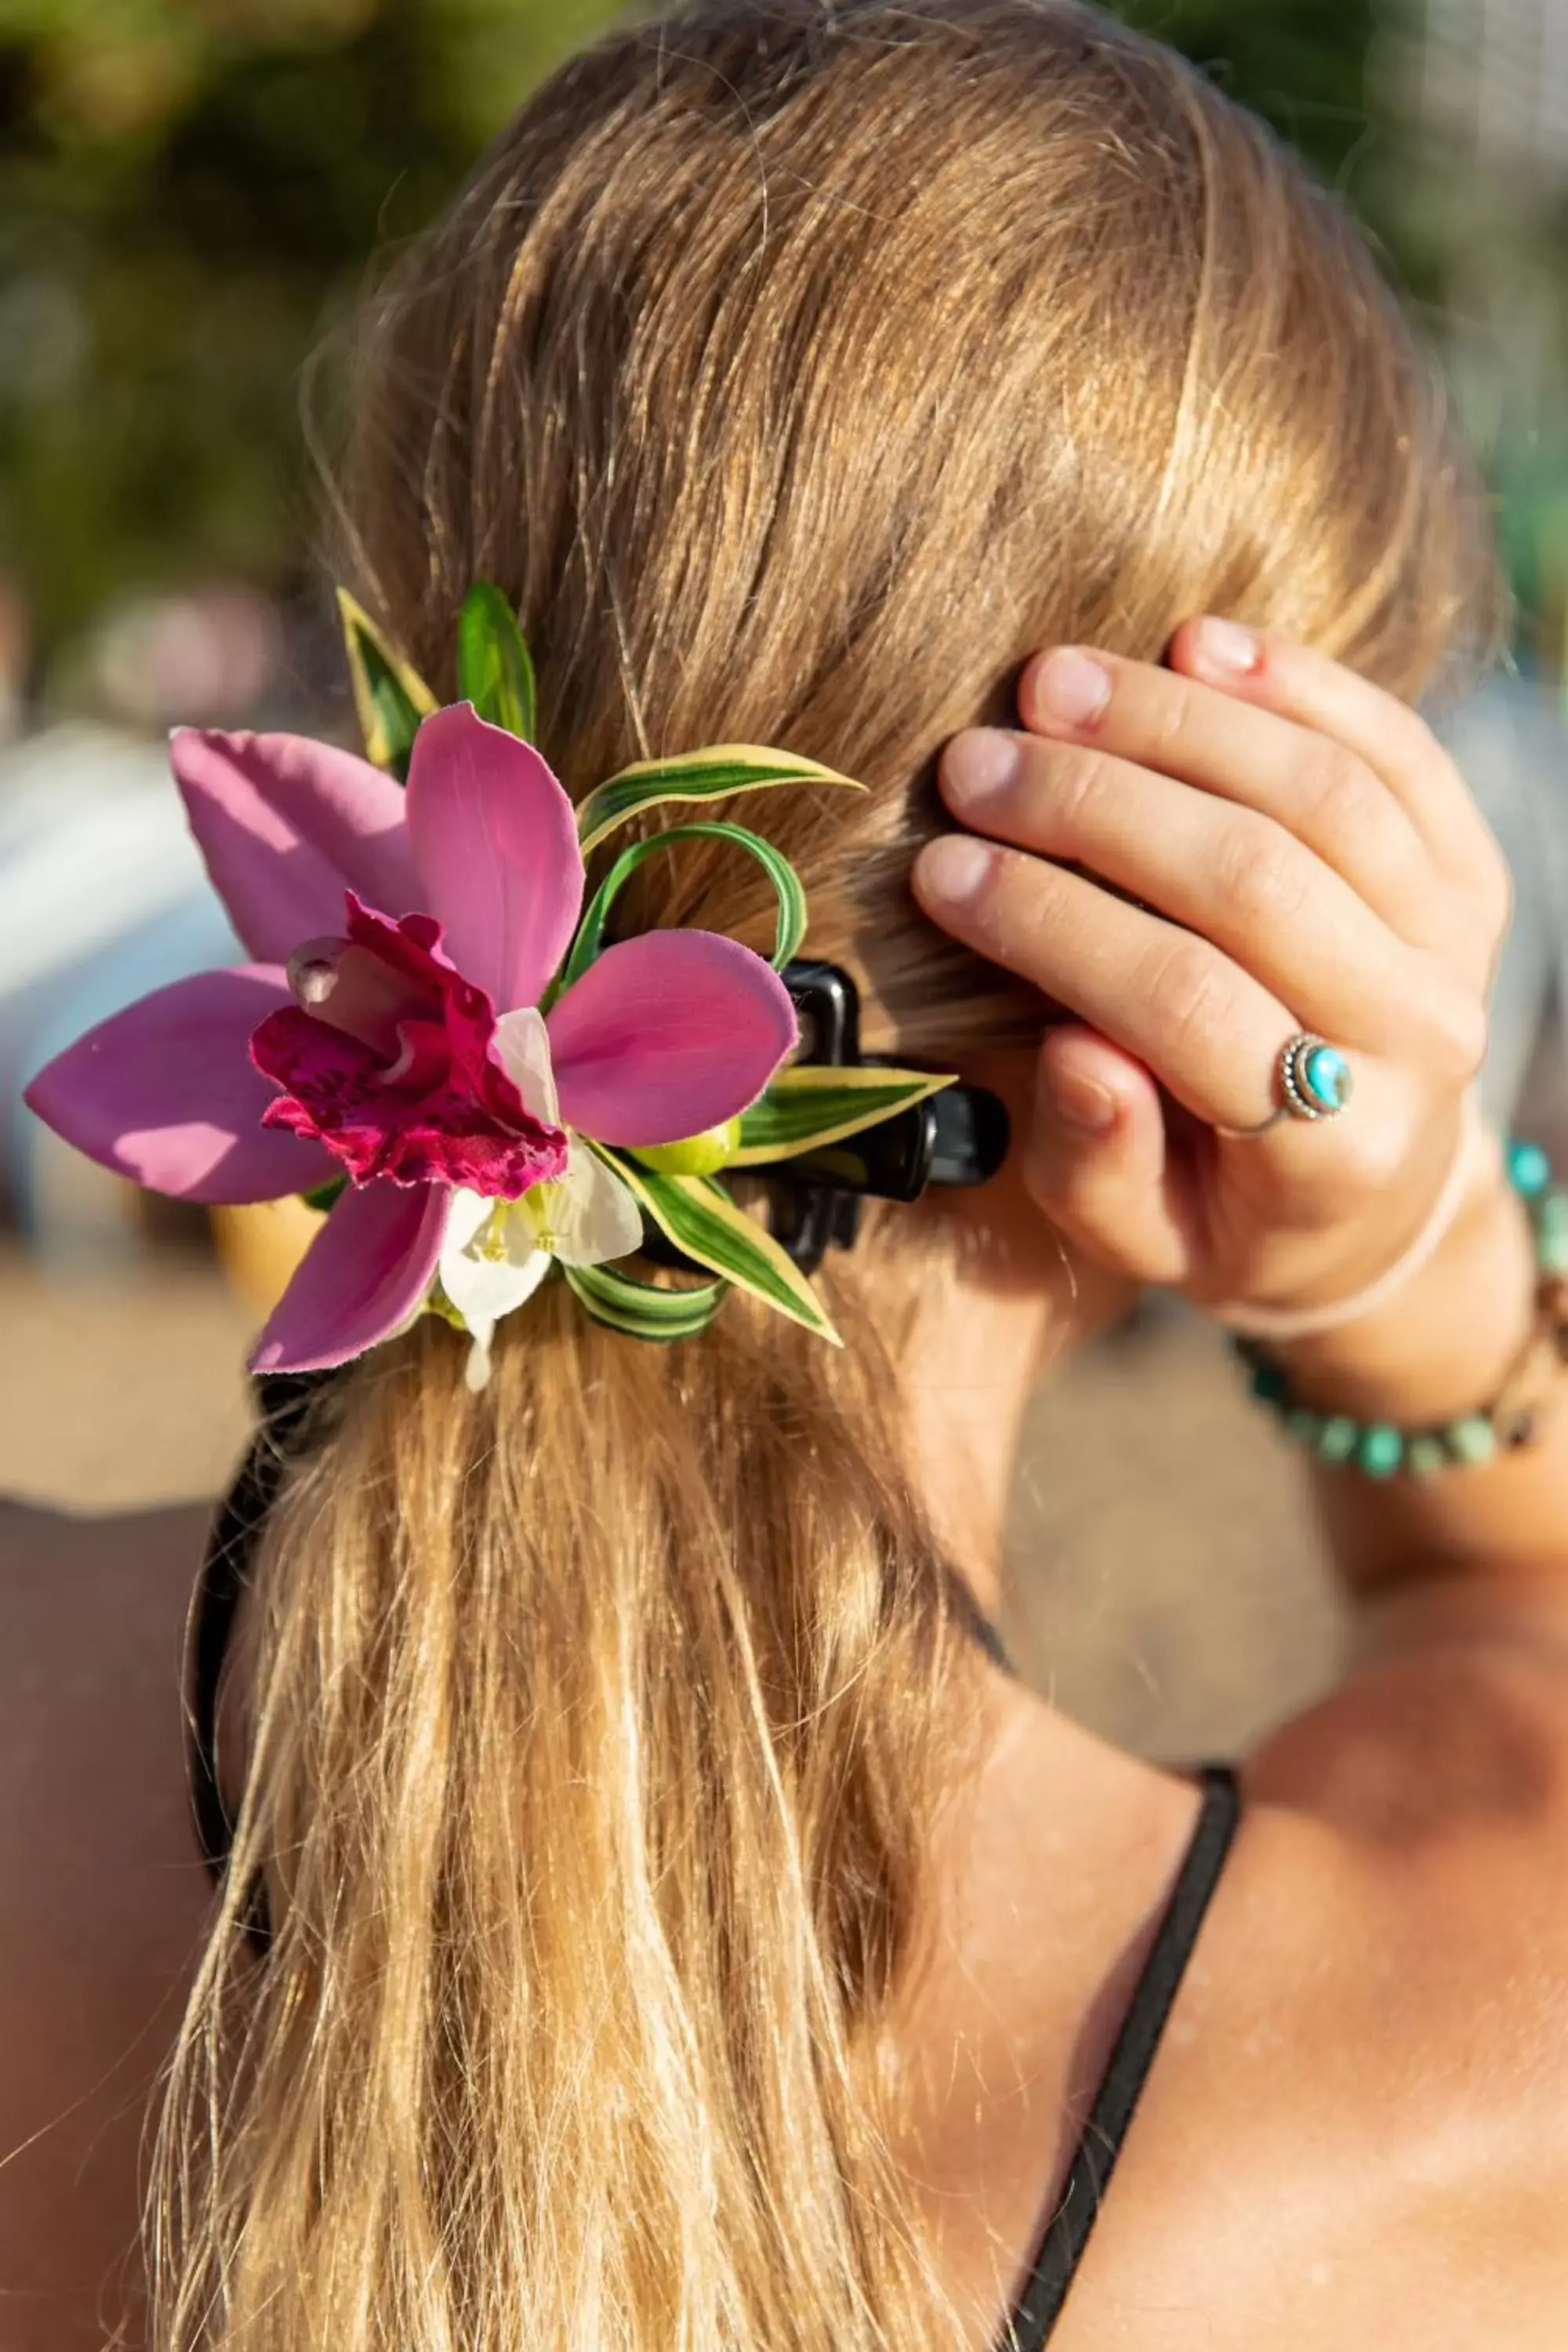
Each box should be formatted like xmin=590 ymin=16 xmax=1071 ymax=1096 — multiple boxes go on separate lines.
xmin=155 ymin=1276 xmax=985 ymax=2347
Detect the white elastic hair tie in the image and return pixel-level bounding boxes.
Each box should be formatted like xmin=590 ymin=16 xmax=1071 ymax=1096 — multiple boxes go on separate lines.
xmin=1214 ymin=1093 xmax=1491 ymax=1344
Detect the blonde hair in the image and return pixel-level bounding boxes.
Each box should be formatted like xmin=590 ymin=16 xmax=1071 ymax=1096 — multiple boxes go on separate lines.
xmin=154 ymin=5 xmax=1497 ymax=2346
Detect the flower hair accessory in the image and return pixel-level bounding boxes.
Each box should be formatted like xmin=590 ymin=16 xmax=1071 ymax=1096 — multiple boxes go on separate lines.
xmin=27 ymin=583 xmax=954 ymax=1385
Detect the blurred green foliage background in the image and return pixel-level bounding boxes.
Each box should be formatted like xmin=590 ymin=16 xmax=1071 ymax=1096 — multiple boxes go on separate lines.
xmin=0 ymin=0 xmax=615 ymax=671
xmin=1 ymin=0 xmax=1565 ymax=699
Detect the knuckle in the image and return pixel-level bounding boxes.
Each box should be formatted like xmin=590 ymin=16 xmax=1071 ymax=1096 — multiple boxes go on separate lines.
xmin=1141 ymin=935 xmax=1232 ymax=1056
xmin=1141 ymin=688 xmax=1193 ymax=771
xmin=1042 ymin=745 xmax=1109 ymax=834
xmin=1423 ymin=982 xmax=1489 ymax=1081
xmin=1212 ymin=820 xmax=1311 ymax=928
xmin=1301 ymin=742 xmax=1375 ymax=839
xmin=973 ymin=856 xmax=1066 ymax=982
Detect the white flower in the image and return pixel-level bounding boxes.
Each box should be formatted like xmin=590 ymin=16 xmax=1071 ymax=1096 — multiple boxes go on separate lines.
xmin=437 ymin=1009 xmax=642 ymax=1389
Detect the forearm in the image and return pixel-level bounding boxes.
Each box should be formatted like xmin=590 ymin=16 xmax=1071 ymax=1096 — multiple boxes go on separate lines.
xmin=1272 ymin=1145 xmax=1568 ymax=1597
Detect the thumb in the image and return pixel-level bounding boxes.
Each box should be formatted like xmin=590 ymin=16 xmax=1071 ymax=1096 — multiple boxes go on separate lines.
xmin=1024 ymin=1025 xmax=1190 ymax=1287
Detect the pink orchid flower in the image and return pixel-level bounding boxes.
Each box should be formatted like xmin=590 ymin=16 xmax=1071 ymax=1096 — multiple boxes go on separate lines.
xmin=25 ymin=704 xmax=797 ymax=1375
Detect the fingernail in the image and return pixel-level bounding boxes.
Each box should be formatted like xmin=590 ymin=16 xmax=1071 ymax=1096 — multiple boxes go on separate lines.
xmin=942 ymin=728 xmax=1018 ymax=808
xmin=916 ymin=835 xmax=996 ymax=905
xmin=1032 ymin=649 xmax=1112 ymax=731
xmin=1046 ymin=1064 xmax=1116 ymax=1135
xmin=1191 ymin=617 xmax=1261 ymax=679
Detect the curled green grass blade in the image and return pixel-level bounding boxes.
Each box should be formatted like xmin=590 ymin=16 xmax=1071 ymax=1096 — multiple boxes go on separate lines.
xmin=456 ymin=579 xmax=538 ymax=742
xmin=563 ymin=1258 xmax=725 ymax=1342
xmin=560 ymin=820 xmax=807 ymax=989
xmin=604 ymin=1151 xmax=840 ymax=1345
xmin=728 ymin=1065 xmax=956 ymax=1166
xmin=335 ymin=587 xmax=437 ymax=781
xmin=577 ymin=744 xmax=864 ymax=856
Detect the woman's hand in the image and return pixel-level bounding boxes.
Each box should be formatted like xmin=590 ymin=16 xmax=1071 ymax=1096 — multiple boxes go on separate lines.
xmin=912 ymin=619 xmax=1513 ymax=1324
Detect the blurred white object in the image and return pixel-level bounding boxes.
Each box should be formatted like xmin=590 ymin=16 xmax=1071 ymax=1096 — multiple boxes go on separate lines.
xmin=0 ymin=723 xmax=205 ymax=996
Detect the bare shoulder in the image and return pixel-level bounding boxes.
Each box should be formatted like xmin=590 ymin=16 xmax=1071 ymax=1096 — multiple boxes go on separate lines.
xmin=1251 ymin=1566 xmax=1568 ymax=1908
xmin=0 ymin=1497 xmax=216 ymax=2350
xmin=1061 ymin=1588 xmax=1568 ymax=2350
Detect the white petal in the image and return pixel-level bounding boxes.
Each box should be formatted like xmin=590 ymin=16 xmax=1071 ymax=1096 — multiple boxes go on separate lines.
xmin=444 ymin=1186 xmax=494 ymax=1254
xmin=437 ymin=1195 xmax=553 ymax=1358
xmin=550 ymin=1142 xmax=644 ymax=1268
xmin=440 ymin=1223 xmax=551 ymax=1334
xmin=494 ymin=1006 xmax=560 ymax=1126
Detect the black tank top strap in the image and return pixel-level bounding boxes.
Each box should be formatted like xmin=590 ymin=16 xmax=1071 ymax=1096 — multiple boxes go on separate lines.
xmin=997 ymin=1762 xmax=1242 ymax=2350
xmin=186 ymin=1374 xmax=328 ymax=1953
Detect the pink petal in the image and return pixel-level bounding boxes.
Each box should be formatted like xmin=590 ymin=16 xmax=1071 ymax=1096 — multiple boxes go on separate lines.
xmin=404 ymin=704 xmax=583 ymax=1013
xmin=24 ymin=966 xmax=337 ymax=1203
xmin=547 ymin=932 xmax=797 ymax=1147
xmin=251 ymin=1178 xmax=450 ymax=1374
xmin=172 ymin=727 xmax=420 ymax=962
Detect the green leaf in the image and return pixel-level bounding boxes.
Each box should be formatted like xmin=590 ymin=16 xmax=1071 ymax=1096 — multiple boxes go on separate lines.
xmin=456 ymin=579 xmax=539 ymax=742
xmin=300 ymin=1174 xmax=348 ymax=1214
xmin=562 ymin=1258 xmax=725 ymax=1343
xmin=560 ymin=820 xmax=807 ymax=989
xmin=336 ymin=588 xmax=437 ymax=781
xmin=576 ymin=743 xmax=864 ymax=856
xmin=605 ymin=1151 xmax=840 ymax=1345
xmin=728 ymin=1065 xmax=956 ymax=1166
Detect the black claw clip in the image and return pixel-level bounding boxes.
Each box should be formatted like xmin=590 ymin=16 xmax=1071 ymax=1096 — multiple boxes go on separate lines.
xmin=639 ymin=960 xmax=1010 ymax=1277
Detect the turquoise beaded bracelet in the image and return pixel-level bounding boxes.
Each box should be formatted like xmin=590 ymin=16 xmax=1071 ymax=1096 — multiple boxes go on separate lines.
xmin=1233 ymin=1137 xmax=1568 ymax=1481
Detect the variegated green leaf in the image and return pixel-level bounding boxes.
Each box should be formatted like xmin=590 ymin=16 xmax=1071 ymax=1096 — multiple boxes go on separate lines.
xmin=456 ymin=579 xmax=539 ymax=742
xmin=576 ymin=744 xmax=864 ymax=855
xmin=563 ymin=1258 xmax=724 ymax=1342
xmin=560 ymin=820 xmax=807 ymax=989
xmin=604 ymin=1152 xmax=840 ymax=1345
xmin=728 ymin=1065 xmax=956 ymax=1166
xmin=336 ymin=587 xmax=437 ymax=780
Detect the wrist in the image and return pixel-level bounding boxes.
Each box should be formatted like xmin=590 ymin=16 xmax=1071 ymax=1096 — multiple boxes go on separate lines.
xmin=1269 ymin=1152 xmax=1536 ymax=1427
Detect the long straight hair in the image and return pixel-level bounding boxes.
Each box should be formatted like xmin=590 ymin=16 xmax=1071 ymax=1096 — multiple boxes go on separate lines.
xmin=154 ymin=5 xmax=1496 ymax=2344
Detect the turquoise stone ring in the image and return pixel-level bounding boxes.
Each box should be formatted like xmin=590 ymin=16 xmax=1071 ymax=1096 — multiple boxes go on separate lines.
xmin=1279 ymin=1032 xmax=1352 ymax=1121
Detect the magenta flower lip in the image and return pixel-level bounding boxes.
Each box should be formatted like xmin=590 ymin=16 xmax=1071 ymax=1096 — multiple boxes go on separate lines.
xmin=25 ymin=702 xmax=797 ymax=1374
xmin=251 ymin=894 xmax=571 ymax=1197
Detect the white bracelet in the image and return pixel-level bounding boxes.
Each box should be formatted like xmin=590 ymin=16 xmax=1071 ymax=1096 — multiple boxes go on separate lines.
xmin=1213 ymin=1094 xmax=1492 ymax=1343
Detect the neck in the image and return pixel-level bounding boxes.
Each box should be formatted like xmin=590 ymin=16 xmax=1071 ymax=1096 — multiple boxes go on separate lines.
xmin=902 ymin=1265 xmax=1054 ymax=1622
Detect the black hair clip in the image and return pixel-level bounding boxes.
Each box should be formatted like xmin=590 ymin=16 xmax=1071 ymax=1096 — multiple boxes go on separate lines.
xmin=641 ymin=960 xmax=1010 ymax=1277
